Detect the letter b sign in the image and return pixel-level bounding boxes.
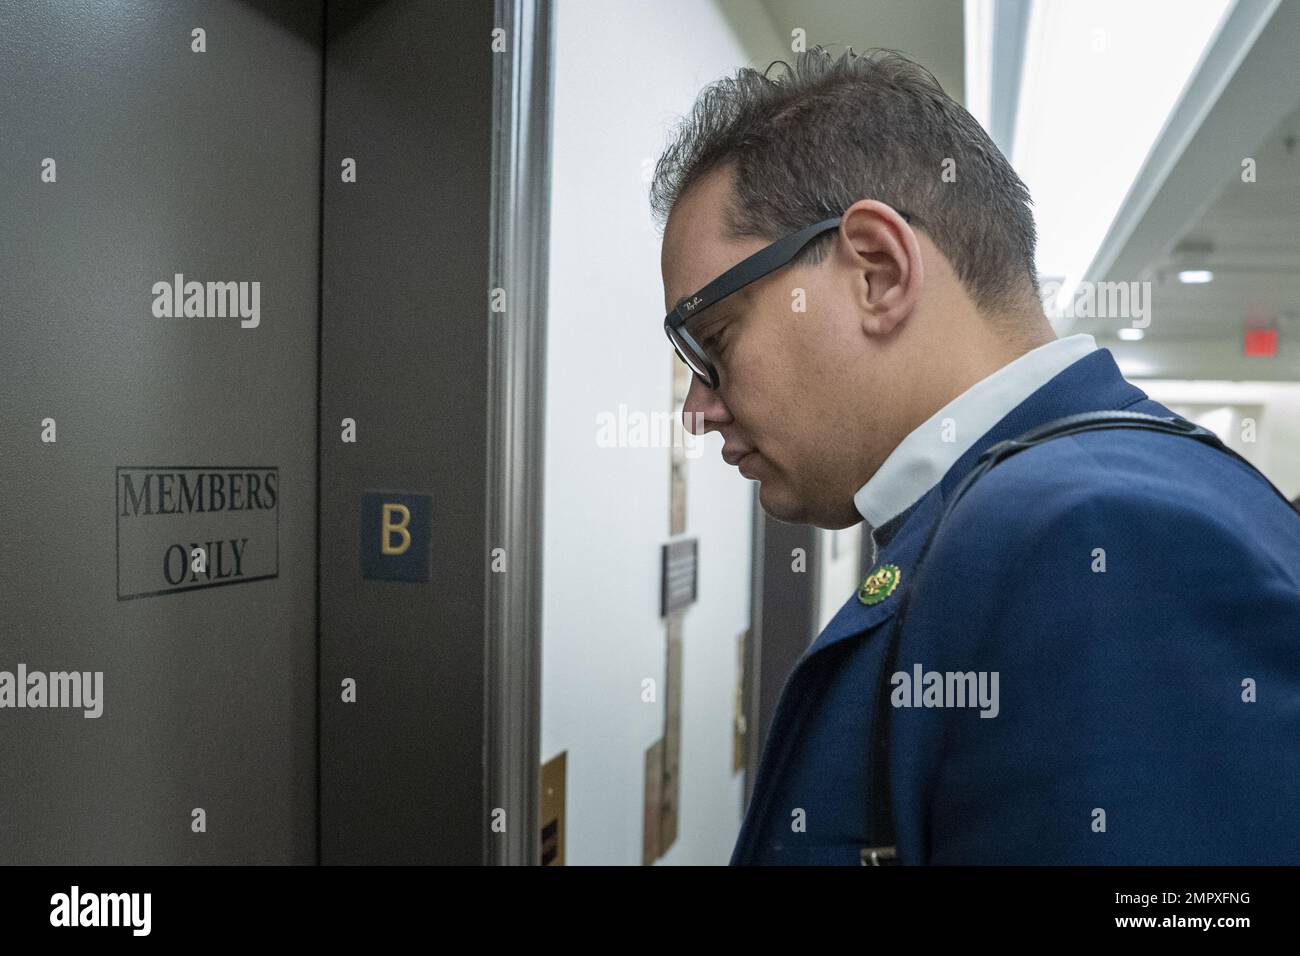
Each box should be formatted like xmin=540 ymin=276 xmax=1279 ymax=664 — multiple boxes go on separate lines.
xmin=381 ymin=503 xmax=411 ymax=554
xmin=361 ymin=491 xmax=432 ymax=581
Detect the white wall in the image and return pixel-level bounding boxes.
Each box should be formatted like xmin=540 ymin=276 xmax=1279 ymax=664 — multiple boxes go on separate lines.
xmin=1141 ymin=379 xmax=1300 ymax=500
xmin=541 ymin=0 xmax=784 ymax=865
xmin=817 ymin=525 xmax=863 ymax=634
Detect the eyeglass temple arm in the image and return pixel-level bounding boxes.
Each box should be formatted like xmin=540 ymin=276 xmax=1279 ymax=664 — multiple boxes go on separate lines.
xmin=667 ymin=208 xmax=913 ymax=327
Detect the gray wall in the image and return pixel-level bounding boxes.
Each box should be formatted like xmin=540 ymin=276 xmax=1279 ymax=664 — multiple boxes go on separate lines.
xmin=750 ymin=511 xmax=821 ymax=810
xmin=319 ymin=0 xmax=494 ymax=864
xmin=0 ymin=1 xmax=322 ymax=863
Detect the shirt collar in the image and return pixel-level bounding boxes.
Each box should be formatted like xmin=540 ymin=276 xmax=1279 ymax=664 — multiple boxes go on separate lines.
xmin=854 ymin=333 xmax=1099 ymax=531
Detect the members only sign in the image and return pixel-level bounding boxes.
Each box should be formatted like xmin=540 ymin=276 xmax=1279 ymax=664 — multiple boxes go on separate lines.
xmin=116 ymin=466 xmax=279 ymax=600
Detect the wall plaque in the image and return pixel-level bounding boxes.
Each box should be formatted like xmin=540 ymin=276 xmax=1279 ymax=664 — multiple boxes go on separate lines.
xmin=540 ymin=751 xmax=567 ymax=866
xmin=660 ymin=537 xmax=698 ymax=617
xmin=670 ymin=357 xmax=690 ymax=535
xmin=659 ymin=616 xmax=682 ymax=857
xmin=642 ymin=738 xmax=664 ymax=866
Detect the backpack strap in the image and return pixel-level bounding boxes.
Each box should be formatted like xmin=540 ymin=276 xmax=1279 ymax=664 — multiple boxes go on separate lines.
xmin=860 ymin=411 xmax=1294 ymax=865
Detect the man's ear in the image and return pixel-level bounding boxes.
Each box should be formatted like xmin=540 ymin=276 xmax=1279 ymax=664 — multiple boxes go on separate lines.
xmin=838 ymin=199 xmax=922 ymax=336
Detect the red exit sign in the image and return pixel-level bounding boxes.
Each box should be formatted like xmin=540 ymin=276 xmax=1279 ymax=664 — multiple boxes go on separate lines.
xmin=1244 ymin=327 xmax=1277 ymax=357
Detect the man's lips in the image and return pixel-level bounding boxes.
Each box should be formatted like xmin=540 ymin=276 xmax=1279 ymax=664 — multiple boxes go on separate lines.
xmin=722 ymin=446 xmax=755 ymax=467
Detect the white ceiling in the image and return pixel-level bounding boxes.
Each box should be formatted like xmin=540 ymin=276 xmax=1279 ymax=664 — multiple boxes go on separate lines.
xmin=1095 ymin=105 xmax=1300 ymax=382
xmin=1075 ymin=102 xmax=1300 ymax=355
xmin=1070 ymin=0 xmax=1300 ymax=382
xmin=1150 ymin=103 xmax=1300 ymax=336
xmin=732 ymin=1 xmax=1300 ymax=382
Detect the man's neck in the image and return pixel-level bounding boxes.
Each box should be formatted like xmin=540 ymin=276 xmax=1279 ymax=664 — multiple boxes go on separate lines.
xmin=853 ymin=329 xmax=1099 ymax=531
xmin=913 ymin=330 xmax=1052 ymax=435
xmin=856 ymin=300 xmax=1057 ymax=493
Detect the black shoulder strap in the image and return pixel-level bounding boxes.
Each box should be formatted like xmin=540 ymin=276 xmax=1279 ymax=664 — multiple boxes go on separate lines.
xmin=860 ymin=411 xmax=1295 ymax=866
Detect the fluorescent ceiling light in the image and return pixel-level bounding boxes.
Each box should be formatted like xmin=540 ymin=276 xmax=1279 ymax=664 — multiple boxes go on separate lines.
xmin=1010 ymin=0 xmax=1233 ymax=320
xmin=1177 ymin=269 xmax=1214 ymax=283
xmin=963 ymin=0 xmax=995 ymax=131
xmin=1117 ymin=327 xmax=1145 ymax=340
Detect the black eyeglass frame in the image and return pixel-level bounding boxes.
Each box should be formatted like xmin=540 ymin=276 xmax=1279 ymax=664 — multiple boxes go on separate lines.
xmin=664 ymin=209 xmax=913 ymax=389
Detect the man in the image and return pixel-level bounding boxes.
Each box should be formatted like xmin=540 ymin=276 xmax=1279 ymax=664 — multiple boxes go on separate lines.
xmin=653 ymin=47 xmax=1300 ymax=864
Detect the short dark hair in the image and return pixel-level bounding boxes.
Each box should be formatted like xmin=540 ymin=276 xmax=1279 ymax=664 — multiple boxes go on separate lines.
xmin=650 ymin=46 xmax=1040 ymax=313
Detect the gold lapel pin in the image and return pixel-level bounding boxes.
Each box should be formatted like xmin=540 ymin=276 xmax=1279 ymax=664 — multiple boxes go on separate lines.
xmin=858 ymin=563 xmax=901 ymax=605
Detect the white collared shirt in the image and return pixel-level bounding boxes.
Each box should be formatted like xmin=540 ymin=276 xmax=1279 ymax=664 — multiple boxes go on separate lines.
xmin=853 ymin=333 xmax=1099 ymax=530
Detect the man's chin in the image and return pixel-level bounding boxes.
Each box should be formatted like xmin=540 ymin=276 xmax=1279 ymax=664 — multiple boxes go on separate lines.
xmin=757 ymin=482 xmax=858 ymax=530
xmin=756 ymin=481 xmax=811 ymax=526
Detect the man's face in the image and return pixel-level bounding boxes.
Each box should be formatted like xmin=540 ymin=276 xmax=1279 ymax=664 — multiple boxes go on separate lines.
xmin=661 ymin=167 xmax=875 ymax=530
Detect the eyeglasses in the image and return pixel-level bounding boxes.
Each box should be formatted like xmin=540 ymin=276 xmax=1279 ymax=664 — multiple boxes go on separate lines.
xmin=663 ymin=209 xmax=912 ymax=390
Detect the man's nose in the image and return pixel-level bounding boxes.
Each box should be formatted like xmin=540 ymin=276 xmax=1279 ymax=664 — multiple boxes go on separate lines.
xmin=682 ymin=375 xmax=725 ymax=435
